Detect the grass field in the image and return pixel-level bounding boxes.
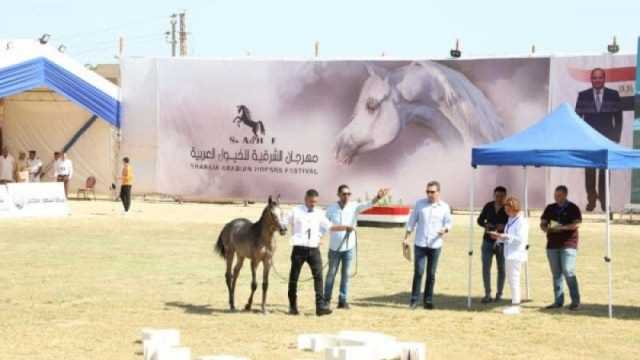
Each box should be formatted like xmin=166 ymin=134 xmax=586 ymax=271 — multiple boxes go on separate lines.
xmin=0 ymin=199 xmax=639 ymax=359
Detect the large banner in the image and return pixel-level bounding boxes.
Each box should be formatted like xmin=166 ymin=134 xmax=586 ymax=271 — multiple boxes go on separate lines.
xmin=633 ymin=38 xmax=640 ymax=203
xmin=549 ymin=55 xmax=636 ymax=211
xmin=136 ymin=58 xmax=550 ymax=207
xmin=0 ymin=182 xmax=69 ymax=218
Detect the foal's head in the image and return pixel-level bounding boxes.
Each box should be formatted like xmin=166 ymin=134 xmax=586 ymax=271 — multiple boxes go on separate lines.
xmin=264 ymin=195 xmax=287 ymax=236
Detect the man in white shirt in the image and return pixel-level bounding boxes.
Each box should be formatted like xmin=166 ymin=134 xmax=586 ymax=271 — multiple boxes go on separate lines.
xmin=54 ymin=152 xmax=73 ymax=197
xmin=323 ymin=185 xmax=389 ymax=309
xmin=27 ymin=150 xmax=43 ymax=183
xmin=16 ymin=152 xmax=29 ymax=183
xmin=284 ymin=189 xmax=354 ymax=316
xmin=403 ymin=181 xmax=453 ymax=309
xmin=0 ymin=147 xmax=16 ymax=184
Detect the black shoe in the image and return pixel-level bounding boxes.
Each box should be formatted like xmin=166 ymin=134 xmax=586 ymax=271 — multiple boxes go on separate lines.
xmin=568 ymin=303 xmax=580 ymax=311
xmin=586 ymin=195 xmax=596 ymax=212
xmin=424 ymin=303 xmax=434 ymax=310
xmin=337 ymin=302 xmax=350 ymax=310
xmin=544 ymin=303 xmax=562 ymax=310
xmin=288 ymin=307 xmax=299 ymax=315
xmin=481 ymin=296 xmax=492 ymax=304
xmin=494 ymin=294 xmax=503 ymax=303
xmin=409 ymin=302 xmax=418 ymax=310
xmin=316 ymin=307 xmax=333 ymax=316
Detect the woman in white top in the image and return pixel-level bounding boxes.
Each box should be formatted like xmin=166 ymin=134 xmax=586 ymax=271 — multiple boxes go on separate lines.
xmin=490 ymin=196 xmax=528 ymax=315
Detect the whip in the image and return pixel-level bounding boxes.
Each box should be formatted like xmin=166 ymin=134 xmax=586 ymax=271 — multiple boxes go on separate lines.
xmin=271 ymin=229 xmax=359 ymax=283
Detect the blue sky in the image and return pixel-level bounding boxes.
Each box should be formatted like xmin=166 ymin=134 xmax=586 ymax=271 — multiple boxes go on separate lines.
xmin=2 ymin=0 xmax=639 ymax=64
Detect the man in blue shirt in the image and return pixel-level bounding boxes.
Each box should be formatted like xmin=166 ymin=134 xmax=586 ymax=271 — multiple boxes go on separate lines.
xmin=324 ymin=185 xmax=389 ymax=309
xmin=403 ymin=181 xmax=453 ymax=309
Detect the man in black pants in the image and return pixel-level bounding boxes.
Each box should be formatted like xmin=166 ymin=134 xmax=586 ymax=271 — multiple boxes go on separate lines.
xmin=477 ymin=186 xmax=509 ymax=303
xmin=284 ymin=189 xmax=353 ymax=316
xmin=118 ymin=157 xmax=133 ymax=213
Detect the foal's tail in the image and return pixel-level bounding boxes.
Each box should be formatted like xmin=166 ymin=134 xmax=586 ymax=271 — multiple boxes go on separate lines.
xmin=214 ymin=232 xmax=225 ymax=258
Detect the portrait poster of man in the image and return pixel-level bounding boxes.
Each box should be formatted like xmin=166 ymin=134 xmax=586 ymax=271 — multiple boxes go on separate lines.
xmin=549 ymin=55 xmax=636 ymax=212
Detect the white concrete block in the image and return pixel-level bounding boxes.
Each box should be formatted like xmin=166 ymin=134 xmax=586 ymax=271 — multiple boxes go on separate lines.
xmin=336 ymin=331 xmax=396 ymax=345
xmin=325 ymin=345 xmax=376 ymax=360
xmin=335 ymin=331 xmax=398 ymax=359
xmin=297 ymin=333 xmax=324 ymax=350
xmin=142 ymin=328 xmax=157 ymax=341
xmin=310 ymin=335 xmax=342 ymax=352
xmin=398 ymin=342 xmax=426 ymax=360
xmin=153 ymin=346 xmax=191 ymax=360
xmin=143 ymin=329 xmax=181 ymax=347
xmin=144 ymin=340 xmax=170 ymax=360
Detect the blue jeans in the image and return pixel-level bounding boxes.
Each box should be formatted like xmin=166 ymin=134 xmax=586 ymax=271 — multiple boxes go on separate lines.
xmin=323 ymin=249 xmax=353 ymax=304
xmin=546 ymin=248 xmax=581 ymax=306
xmin=481 ymin=239 xmax=505 ymax=298
xmin=410 ymin=246 xmax=441 ymax=304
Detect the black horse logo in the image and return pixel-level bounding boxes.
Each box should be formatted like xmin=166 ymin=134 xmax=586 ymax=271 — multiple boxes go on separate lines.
xmin=233 ymin=105 xmax=265 ymax=136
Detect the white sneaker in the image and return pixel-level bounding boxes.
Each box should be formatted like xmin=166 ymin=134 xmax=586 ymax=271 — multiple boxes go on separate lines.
xmin=503 ymin=305 xmax=521 ymax=315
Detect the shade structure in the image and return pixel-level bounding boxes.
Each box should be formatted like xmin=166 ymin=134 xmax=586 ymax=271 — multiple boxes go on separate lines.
xmin=472 ymin=103 xmax=640 ymax=169
xmin=0 ymin=39 xmax=120 ymax=127
xmin=468 ymin=103 xmax=640 ymax=318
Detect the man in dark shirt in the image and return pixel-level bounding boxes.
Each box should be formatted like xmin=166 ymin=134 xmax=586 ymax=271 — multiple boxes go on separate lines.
xmin=575 ymin=68 xmax=623 ymax=211
xmin=477 ymin=186 xmax=509 ymax=303
xmin=540 ymin=185 xmax=582 ymax=310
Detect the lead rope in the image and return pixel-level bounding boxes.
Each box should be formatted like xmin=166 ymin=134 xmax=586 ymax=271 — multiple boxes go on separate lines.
xmin=271 ymin=230 xmax=358 ymax=283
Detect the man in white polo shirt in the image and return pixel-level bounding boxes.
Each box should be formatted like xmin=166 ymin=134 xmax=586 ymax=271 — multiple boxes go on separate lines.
xmin=54 ymin=152 xmax=73 ymax=198
xmin=323 ymin=185 xmax=389 ymax=310
xmin=27 ymin=150 xmax=43 ymax=182
xmin=284 ymin=189 xmax=354 ymax=316
xmin=403 ymin=180 xmax=453 ymax=310
xmin=0 ymin=147 xmax=16 ymax=184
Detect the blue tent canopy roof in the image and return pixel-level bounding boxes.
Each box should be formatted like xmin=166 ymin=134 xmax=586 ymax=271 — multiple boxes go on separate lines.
xmin=471 ymin=103 xmax=640 ymax=169
xmin=0 ymin=40 xmax=120 ymax=127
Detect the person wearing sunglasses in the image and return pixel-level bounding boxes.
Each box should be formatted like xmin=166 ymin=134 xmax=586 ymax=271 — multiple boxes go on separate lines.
xmin=404 ymin=181 xmax=453 ymax=310
xmin=324 ymin=185 xmax=390 ymax=310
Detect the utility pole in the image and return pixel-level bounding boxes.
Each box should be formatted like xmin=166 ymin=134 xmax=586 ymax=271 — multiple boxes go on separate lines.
xmin=179 ymin=11 xmax=187 ymax=56
xmin=166 ymin=14 xmax=178 ymax=57
xmin=314 ymin=41 xmax=319 ymax=57
xmin=118 ymin=35 xmax=124 ymax=59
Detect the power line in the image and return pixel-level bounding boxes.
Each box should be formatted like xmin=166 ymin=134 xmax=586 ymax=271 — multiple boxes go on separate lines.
xmin=58 ymin=15 xmax=167 ymax=42
xmin=71 ymin=34 xmax=165 ymax=56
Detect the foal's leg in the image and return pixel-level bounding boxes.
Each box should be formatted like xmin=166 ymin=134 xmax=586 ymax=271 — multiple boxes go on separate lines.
xmin=230 ymin=256 xmax=245 ymax=312
xmin=244 ymin=259 xmax=258 ymax=311
xmin=261 ymin=258 xmax=271 ymax=314
xmin=224 ymin=251 xmax=235 ymax=311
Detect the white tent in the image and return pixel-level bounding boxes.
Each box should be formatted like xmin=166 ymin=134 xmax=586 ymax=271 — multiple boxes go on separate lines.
xmin=0 ymin=39 xmax=121 ymax=193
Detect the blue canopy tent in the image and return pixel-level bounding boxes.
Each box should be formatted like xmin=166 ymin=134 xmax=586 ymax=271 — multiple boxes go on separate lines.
xmin=0 ymin=40 xmax=120 ymax=128
xmin=469 ymin=103 xmax=640 ymax=318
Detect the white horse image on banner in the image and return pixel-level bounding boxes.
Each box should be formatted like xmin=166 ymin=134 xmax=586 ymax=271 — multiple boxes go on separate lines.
xmin=335 ymin=61 xmax=506 ymax=164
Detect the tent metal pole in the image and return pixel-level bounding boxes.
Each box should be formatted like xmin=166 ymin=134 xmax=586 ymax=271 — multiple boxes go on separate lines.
xmin=523 ymin=166 xmax=530 ymax=301
xmin=605 ymin=169 xmax=613 ymax=318
xmin=468 ymin=167 xmax=476 ymax=309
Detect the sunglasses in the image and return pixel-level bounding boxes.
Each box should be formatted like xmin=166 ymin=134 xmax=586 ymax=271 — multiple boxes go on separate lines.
xmin=340 ymin=192 xmax=352 ymax=196
xmin=426 ymin=190 xmax=437 ymax=194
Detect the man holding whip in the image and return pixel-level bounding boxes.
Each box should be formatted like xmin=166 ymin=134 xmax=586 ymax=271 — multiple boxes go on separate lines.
xmin=324 ymin=186 xmax=390 ymax=309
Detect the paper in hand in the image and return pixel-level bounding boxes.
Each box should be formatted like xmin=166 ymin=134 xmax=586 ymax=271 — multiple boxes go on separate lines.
xmin=403 ymin=244 xmax=411 ymax=262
